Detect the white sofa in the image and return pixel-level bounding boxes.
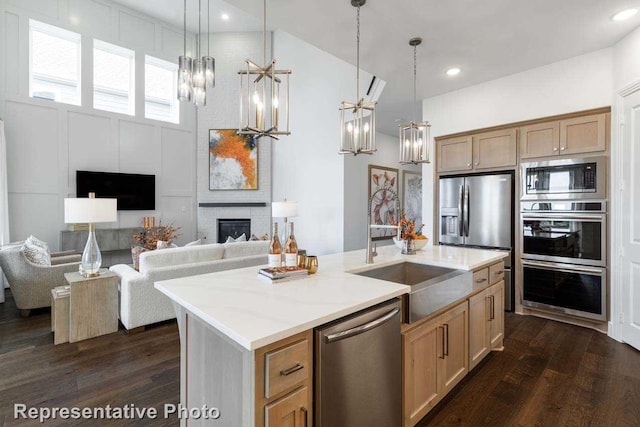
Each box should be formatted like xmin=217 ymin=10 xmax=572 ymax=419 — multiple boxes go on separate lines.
xmin=109 ymin=240 xmax=269 ymax=331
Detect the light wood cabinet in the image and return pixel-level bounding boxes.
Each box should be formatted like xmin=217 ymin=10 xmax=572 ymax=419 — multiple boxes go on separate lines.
xmin=472 ymin=129 xmax=517 ymax=170
xmin=488 ymin=281 xmax=504 ymax=350
xmin=402 ymin=301 xmax=468 ymax=427
xmin=520 ymin=121 xmax=560 ymax=159
xmin=560 ymin=113 xmax=606 ymax=155
xmin=519 ymin=113 xmax=607 ymax=159
xmin=437 ymin=136 xmax=473 ymax=172
xmin=255 ymin=331 xmax=312 ymax=427
xmin=468 ymin=280 xmax=504 ymax=370
xmin=438 ymin=129 xmax=516 ymax=173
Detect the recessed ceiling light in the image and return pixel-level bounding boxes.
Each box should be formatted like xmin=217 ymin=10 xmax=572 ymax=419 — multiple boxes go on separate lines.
xmin=446 ymin=67 xmax=461 ymax=76
xmin=612 ymin=8 xmax=638 ymax=21
xmin=221 ymin=13 xmax=230 ymax=21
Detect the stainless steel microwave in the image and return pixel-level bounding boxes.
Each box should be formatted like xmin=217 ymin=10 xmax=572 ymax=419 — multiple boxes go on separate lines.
xmin=521 ymin=156 xmax=606 ymax=200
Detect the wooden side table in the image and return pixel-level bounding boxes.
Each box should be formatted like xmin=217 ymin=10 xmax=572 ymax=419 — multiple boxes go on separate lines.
xmin=64 ymin=271 xmax=119 ymax=343
xmin=51 ymin=286 xmax=70 ymax=345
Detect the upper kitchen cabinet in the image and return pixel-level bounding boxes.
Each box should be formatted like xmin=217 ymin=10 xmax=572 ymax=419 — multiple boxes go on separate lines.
xmin=519 ymin=113 xmax=607 ymax=159
xmin=437 ymin=130 xmax=516 ymax=174
xmin=472 ymin=128 xmax=517 ymax=170
xmin=437 ymin=136 xmax=473 ymax=172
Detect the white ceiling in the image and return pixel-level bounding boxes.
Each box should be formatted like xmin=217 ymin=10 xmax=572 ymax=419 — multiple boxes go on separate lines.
xmin=113 ymin=0 xmax=640 ymax=135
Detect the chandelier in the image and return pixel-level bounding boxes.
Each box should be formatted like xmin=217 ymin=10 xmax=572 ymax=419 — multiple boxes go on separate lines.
xmin=238 ymin=0 xmax=291 ymax=139
xmin=398 ymin=37 xmax=431 ymax=164
xmin=339 ymin=0 xmax=376 ymax=155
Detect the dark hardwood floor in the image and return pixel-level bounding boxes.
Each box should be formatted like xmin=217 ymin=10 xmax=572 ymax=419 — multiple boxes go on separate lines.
xmin=1 ymin=289 xmax=639 ymax=426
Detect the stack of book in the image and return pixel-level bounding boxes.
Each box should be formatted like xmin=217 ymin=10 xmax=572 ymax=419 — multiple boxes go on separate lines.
xmin=258 ymin=266 xmax=309 ymax=284
xmin=53 ymin=286 xmax=71 ymax=297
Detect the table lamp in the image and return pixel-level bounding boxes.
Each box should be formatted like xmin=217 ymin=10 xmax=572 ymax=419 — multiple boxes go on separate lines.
xmin=272 ymin=199 xmax=299 ymax=243
xmin=64 ymin=192 xmax=117 ymax=277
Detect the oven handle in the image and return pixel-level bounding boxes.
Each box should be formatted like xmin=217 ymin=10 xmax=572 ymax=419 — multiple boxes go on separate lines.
xmin=522 ymin=213 xmax=604 ymax=221
xmin=521 ymin=260 xmax=604 ymax=275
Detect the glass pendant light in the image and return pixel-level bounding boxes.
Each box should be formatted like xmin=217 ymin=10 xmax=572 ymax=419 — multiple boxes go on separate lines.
xmin=398 ymin=37 xmax=431 ymax=164
xmin=204 ymin=0 xmax=215 ymax=87
xmin=339 ymin=0 xmax=376 ymax=155
xmin=177 ymin=0 xmax=193 ymax=102
xmin=193 ymin=0 xmax=207 ymax=106
xmin=238 ymin=0 xmax=291 ymax=139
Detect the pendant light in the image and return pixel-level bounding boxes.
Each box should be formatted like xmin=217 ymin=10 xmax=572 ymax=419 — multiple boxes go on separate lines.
xmin=177 ymin=0 xmax=192 ymax=102
xmin=192 ymin=0 xmax=206 ymax=106
xmin=339 ymin=0 xmax=376 ymax=155
xmin=398 ymin=37 xmax=431 ymax=164
xmin=238 ymin=0 xmax=291 ymax=139
xmin=204 ymin=0 xmax=215 ymax=87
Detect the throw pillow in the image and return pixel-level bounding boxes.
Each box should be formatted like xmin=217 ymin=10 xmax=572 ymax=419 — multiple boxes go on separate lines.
xmin=225 ymin=233 xmax=247 ymax=243
xmin=22 ymin=241 xmax=51 ymax=266
xmin=249 ymin=234 xmax=259 ymax=241
xmin=26 ymin=235 xmax=50 ymax=253
xmin=184 ymin=239 xmax=202 ymax=247
xmin=260 ymin=234 xmax=269 ymax=240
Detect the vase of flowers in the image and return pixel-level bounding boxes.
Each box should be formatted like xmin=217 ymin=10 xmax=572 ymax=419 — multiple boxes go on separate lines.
xmin=131 ymin=222 xmax=181 ymax=270
xmin=392 ymin=212 xmax=427 ymax=255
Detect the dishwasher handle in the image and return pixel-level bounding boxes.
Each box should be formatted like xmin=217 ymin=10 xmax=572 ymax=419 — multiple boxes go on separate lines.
xmin=324 ymin=307 xmax=400 ymax=344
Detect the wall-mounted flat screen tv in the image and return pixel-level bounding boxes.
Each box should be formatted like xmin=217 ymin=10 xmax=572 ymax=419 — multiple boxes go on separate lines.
xmin=76 ymin=170 xmax=155 ymax=211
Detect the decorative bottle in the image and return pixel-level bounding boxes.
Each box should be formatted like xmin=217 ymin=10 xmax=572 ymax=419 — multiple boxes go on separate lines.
xmin=284 ymin=222 xmax=298 ymax=267
xmin=268 ymin=222 xmax=282 ymax=268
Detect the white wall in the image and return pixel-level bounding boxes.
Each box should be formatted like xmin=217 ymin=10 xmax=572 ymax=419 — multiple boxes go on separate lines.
xmin=420 ymin=48 xmax=614 ymax=242
xmin=271 ymin=29 xmax=378 ymax=255
xmin=195 ymin=32 xmax=272 ymax=243
xmin=343 ymin=132 xmax=420 ymax=251
xmin=0 ymin=0 xmax=197 ymax=248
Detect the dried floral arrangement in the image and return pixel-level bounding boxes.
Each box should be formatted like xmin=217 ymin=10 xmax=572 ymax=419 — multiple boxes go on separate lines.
xmin=392 ymin=212 xmax=426 ymax=241
xmin=132 ymin=223 xmax=181 ymax=250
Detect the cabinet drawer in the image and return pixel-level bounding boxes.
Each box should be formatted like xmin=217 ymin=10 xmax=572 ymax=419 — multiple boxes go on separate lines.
xmin=265 ymin=339 xmax=309 ymax=399
xmin=472 ymin=268 xmax=489 ymax=287
xmin=489 ymin=262 xmax=505 ymax=285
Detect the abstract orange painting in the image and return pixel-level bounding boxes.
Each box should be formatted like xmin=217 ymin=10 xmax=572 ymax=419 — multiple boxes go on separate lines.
xmin=209 ymin=129 xmax=258 ymax=190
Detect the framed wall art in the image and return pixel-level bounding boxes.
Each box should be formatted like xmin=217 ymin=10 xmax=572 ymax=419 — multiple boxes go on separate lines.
xmin=209 ymin=129 xmax=258 ymax=190
xmin=402 ymin=170 xmax=423 ymax=232
xmin=368 ymin=164 xmax=399 ymax=241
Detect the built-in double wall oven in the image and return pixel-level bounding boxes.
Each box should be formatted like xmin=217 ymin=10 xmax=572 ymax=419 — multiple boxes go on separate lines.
xmin=520 ymin=156 xmax=607 ymax=321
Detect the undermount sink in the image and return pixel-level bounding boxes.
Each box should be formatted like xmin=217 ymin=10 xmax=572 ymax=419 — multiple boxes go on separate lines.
xmin=351 ymin=262 xmax=472 ymax=323
xmin=352 ymin=262 xmax=461 ymax=287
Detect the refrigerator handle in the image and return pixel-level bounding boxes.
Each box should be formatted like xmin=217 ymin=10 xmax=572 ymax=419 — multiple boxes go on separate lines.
xmin=458 ymin=184 xmax=464 ymax=237
xmin=463 ymin=185 xmax=469 ymax=237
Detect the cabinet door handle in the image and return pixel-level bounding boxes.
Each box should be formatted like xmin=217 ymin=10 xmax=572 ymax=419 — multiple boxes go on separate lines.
xmin=553 ymin=147 xmax=558 ymax=151
xmin=301 ymin=407 xmax=308 ymax=427
xmin=439 ymin=326 xmax=446 ymax=359
xmin=280 ymin=363 xmax=304 ymax=376
xmin=467 ymin=163 xmax=471 ymax=167
xmin=474 ymin=161 xmax=479 ymax=166
xmin=475 ymin=277 xmax=488 ymax=284
xmin=560 ymin=146 xmax=566 ymax=151
xmin=494 ymin=270 xmax=503 ymax=275
xmin=490 ymin=295 xmax=495 ymax=321
xmin=487 ymin=296 xmax=492 ymax=322
xmin=444 ymin=323 xmax=449 ymax=357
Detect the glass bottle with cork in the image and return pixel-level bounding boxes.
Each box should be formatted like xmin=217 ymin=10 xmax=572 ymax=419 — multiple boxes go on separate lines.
xmin=268 ymin=222 xmax=282 ymax=267
xmin=284 ymin=222 xmax=298 ymax=267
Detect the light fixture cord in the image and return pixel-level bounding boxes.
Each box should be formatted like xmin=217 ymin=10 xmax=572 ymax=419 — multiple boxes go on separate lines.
xmin=198 ymin=0 xmax=201 ymax=57
xmin=207 ymin=0 xmax=210 ymax=56
xmin=263 ymin=0 xmax=267 ymax=64
xmin=413 ymin=44 xmax=417 ymax=123
xmin=356 ymin=4 xmax=360 ymax=102
xmin=183 ymin=0 xmax=187 ymax=55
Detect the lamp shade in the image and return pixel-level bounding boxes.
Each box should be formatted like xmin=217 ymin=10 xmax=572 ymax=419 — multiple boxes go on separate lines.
xmin=272 ymin=200 xmax=299 ymax=218
xmin=64 ymin=197 xmax=118 ymax=223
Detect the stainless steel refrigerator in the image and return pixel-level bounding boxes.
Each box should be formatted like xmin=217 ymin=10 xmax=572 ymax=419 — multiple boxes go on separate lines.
xmin=439 ymin=172 xmax=514 ymax=311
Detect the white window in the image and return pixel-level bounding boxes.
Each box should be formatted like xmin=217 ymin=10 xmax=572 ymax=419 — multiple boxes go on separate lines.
xmin=29 ymin=20 xmax=81 ymax=105
xmin=94 ymin=40 xmax=135 ymax=115
xmin=145 ymin=55 xmax=179 ymax=124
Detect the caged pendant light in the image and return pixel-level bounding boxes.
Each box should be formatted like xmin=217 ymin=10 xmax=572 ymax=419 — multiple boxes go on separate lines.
xmin=339 ymin=0 xmax=376 ymax=155
xmin=238 ymin=0 xmax=291 ymax=139
xmin=398 ymin=37 xmax=431 ymax=164
xmin=177 ymin=0 xmax=193 ymax=102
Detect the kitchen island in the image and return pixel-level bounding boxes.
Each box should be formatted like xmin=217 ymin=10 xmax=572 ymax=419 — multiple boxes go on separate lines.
xmin=155 ymin=245 xmax=507 ymax=427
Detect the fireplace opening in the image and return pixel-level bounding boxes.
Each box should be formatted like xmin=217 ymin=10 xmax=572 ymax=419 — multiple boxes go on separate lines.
xmin=218 ymin=219 xmax=251 ymax=243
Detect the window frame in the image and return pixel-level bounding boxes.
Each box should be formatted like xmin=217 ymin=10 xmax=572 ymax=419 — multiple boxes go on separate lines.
xmin=144 ymin=55 xmax=180 ymax=125
xmin=29 ymin=19 xmax=82 ymax=106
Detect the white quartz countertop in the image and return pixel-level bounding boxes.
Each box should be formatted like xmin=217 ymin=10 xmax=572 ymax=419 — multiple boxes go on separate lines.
xmin=155 ymin=245 xmax=507 ymax=351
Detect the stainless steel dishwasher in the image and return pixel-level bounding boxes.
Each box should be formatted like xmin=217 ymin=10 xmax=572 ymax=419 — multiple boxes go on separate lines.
xmin=314 ymin=298 xmax=402 ymax=427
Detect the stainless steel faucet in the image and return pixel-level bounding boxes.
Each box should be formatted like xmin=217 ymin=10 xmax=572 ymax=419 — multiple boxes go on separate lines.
xmin=366 ymin=187 xmax=400 ymax=263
